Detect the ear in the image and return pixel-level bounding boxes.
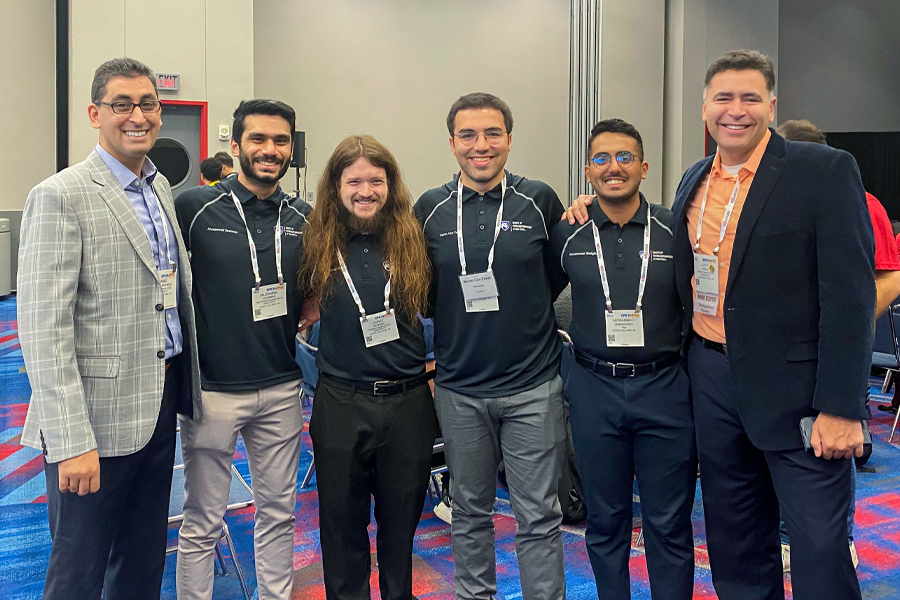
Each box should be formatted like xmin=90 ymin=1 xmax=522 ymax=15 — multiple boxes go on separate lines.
xmin=230 ymin=138 xmax=240 ymax=157
xmin=507 ymin=132 xmax=513 ymax=151
xmin=448 ymin=135 xmax=455 ymax=153
xmin=768 ymin=95 xmax=777 ymax=123
xmin=584 ymin=164 xmax=590 ymax=180
xmin=88 ymin=103 xmax=101 ymax=130
xmin=640 ymin=161 xmax=649 ymax=180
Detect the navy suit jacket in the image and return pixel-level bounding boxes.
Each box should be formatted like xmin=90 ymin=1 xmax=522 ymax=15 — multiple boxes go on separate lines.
xmin=671 ymin=129 xmax=875 ymax=451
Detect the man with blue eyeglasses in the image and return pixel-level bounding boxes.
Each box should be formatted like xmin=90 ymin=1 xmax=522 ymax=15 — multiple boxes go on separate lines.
xmin=554 ymin=119 xmax=696 ymax=600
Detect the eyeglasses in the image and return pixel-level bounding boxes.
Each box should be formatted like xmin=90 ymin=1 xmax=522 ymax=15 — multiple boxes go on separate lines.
xmin=97 ymin=100 xmax=162 ymax=114
xmin=453 ymin=130 xmax=508 ymax=147
xmin=590 ymin=151 xmax=641 ymax=168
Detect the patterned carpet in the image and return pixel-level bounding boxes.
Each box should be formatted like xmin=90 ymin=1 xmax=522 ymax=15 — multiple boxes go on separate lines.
xmin=1 ymin=294 xmax=899 ymax=599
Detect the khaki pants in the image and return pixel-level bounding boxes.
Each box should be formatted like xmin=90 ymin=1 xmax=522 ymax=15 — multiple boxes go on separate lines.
xmin=177 ymin=378 xmax=304 ymax=600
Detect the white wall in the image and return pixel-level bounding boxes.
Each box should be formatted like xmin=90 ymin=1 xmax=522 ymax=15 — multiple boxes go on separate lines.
xmin=68 ymin=0 xmax=254 ymax=164
xmin=0 ymin=0 xmax=56 ymax=210
xmin=253 ymin=0 xmax=570 ymax=202
xmin=778 ymin=0 xmax=900 ymax=132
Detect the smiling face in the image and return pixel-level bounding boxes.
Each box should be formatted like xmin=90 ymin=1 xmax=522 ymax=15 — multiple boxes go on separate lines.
xmin=584 ymin=132 xmax=647 ymax=205
xmin=703 ymin=69 xmax=776 ymax=165
xmin=88 ymin=75 xmax=161 ymax=175
xmin=231 ymin=114 xmax=293 ymax=186
xmin=449 ymin=108 xmax=511 ymax=192
xmin=339 ymin=157 xmax=388 ymax=220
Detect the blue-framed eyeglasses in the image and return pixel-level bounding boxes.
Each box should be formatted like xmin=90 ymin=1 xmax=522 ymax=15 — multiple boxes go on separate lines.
xmin=590 ymin=151 xmax=641 ymax=168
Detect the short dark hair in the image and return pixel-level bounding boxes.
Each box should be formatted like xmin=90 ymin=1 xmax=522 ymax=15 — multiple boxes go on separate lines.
xmin=91 ymin=57 xmax=157 ymax=104
xmin=232 ymin=99 xmax=296 ymax=144
xmin=586 ymin=118 xmax=644 ymax=162
xmin=213 ymin=151 xmax=234 ymax=167
xmin=200 ymin=157 xmax=223 ymax=182
xmin=704 ymin=50 xmax=775 ymax=95
xmin=776 ymin=119 xmax=827 ymax=145
xmin=446 ymin=93 xmax=513 ymax=135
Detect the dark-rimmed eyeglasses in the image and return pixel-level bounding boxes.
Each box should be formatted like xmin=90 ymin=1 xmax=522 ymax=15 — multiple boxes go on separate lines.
xmin=590 ymin=151 xmax=641 ymax=168
xmin=97 ymin=100 xmax=162 ymax=114
xmin=453 ymin=130 xmax=508 ymax=147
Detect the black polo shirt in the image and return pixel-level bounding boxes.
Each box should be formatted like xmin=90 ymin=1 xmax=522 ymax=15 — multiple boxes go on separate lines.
xmin=547 ymin=195 xmax=682 ymax=364
xmin=316 ymin=232 xmax=426 ymax=381
xmin=414 ymin=171 xmax=565 ymax=397
xmin=174 ymin=177 xmax=311 ymax=391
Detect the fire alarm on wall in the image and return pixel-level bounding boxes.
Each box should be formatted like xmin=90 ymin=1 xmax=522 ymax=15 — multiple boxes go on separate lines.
xmin=218 ymin=125 xmax=231 ymax=141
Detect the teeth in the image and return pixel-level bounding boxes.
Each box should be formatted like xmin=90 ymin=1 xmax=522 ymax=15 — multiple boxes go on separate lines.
xmin=723 ymin=124 xmax=748 ymax=130
xmin=605 ymin=179 xmax=625 ymax=184
xmin=124 ymin=131 xmax=147 ymax=137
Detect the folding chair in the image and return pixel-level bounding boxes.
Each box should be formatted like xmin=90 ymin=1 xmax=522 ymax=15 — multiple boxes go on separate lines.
xmin=872 ymin=304 xmax=900 ymax=441
xmin=168 ymin=431 xmax=255 ymax=600
xmin=296 ymin=327 xmax=319 ymax=487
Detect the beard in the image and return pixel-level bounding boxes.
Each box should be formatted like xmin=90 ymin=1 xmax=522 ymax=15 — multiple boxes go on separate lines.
xmin=238 ymin=150 xmax=291 ymax=185
xmin=339 ymin=204 xmax=389 ymax=235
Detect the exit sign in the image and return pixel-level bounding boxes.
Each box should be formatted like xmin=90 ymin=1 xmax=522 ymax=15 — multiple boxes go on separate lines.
xmin=156 ymin=73 xmax=180 ymax=91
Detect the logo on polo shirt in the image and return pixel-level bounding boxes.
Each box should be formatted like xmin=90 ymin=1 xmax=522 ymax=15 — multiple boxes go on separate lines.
xmin=283 ymin=226 xmax=302 ymax=237
xmin=500 ymin=221 xmax=510 ymax=231
xmin=206 ymin=226 xmax=239 ymax=235
xmin=651 ymin=250 xmax=673 ymax=261
xmin=509 ymin=221 xmax=532 ymax=232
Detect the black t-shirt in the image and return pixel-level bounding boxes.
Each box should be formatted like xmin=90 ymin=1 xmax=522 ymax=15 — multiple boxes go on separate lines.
xmin=414 ymin=171 xmax=565 ymax=397
xmin=316 ymin=232 xmax=426 ymax=381
xmin=174 ymin=177 xmax=311 ymax=391
xmin=546 ymin=195 xmax=682 ymax=363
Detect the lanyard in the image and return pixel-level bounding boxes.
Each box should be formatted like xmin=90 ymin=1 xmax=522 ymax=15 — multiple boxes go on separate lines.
xmin=591 ymin=205 xmax=652 ymax=313
xmin=152 ymin=192 xmax=175 ymax=271
xmin=336 ymin=250 xmax=391 ymax=319
xmin=456 ymin=175 xmax=507 ymax=275
xmin=231 ymin=191 xmax=284 ymax=289
xmin=694 ymin=169 xmax=741 ymax=256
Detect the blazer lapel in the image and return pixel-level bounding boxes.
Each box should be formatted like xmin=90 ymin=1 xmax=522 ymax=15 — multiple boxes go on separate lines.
xmin=725 ymin=133 xmax=787 ymax=295
xmin=88 ymin=152 xmax=159 ymax=276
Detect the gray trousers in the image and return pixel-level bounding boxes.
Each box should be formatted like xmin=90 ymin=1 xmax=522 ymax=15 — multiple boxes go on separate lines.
xmin=177 ymin=379 xmax=304 ymax=600
xmin=434 ymin=376 xmax=567 ymax=600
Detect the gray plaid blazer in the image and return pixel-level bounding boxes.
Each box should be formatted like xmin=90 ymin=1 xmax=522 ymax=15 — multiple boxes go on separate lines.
xmin=18 ymin=151 xmax=202 ymax=463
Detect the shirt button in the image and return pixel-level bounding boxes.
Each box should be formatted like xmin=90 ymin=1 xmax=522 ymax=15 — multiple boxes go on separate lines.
xmin=363 ymin=248 xmax=369 ymax=253
xmin=363 ymin=263 xmax=369 ymax=268
xmin=155 ymin=303 xmax=163 ymax=311
xmin=157 ymin=350 xmax=165 ymax=359
xmin=255 ymin=215 xmax=261 ymax=220
xmin=618 ymin=238 xmax=623 ymax=243
xmin=479 ymin=224 xmax=485 ymax=230
xmin=479 ymin=197 xmax=484 ymax=202
xmin=256 ymin=228 xmax=262 ymax=234
xmin=617 ymin=252 xmax=623 ymax=258
xmin=479 ymin=210 xmax=485 ymax=215
xmin=612 ymin=224 xmax=619 ymax=229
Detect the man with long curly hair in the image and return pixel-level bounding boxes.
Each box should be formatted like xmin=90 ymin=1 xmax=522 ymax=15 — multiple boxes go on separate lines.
xmin=299 ymin=135 xmax=438 ymax=600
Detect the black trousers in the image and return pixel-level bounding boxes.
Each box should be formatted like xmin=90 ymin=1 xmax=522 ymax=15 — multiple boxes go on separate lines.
xmin=688 ymin=337 xmax=860 ymax=600
xmin=310 ymin=375 xmax=438 ymax=600
xmin=42 ymin=359 xmax=178 ymax=600
xmin=565 ymin=358 xmax=696 ymax=600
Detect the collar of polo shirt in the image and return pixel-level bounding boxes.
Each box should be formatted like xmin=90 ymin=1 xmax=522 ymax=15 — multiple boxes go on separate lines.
xmin=591 ymin=193 xmax=650 ymax=227
xmin=229 ymin=177 xmax=284 ymax=204
xmin=457 ymin=171 xmax=509 ymax=201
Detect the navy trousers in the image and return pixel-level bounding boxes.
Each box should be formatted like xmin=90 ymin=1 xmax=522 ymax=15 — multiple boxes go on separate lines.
xmin=688 ymin=336 xmax=860 ymax=600
xmin=565 ymin=356 xmax=696 ymax=600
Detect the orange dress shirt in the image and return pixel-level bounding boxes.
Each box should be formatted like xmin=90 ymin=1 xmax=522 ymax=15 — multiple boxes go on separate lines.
xmin=685 ymin=129 xmax=771 ymax=343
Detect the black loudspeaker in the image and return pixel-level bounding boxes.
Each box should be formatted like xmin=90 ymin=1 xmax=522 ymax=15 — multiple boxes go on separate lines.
xmin=291 ymin=131 xmax=306 ymax=168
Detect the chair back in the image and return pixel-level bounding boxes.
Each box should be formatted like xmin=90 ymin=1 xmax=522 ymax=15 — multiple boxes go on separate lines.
xmin=872 ymin=306 xmax=900 ymax=369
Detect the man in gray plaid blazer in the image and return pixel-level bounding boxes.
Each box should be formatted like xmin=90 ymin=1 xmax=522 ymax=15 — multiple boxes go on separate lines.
xmin=17 ymin=57 xmax=201 ymax=600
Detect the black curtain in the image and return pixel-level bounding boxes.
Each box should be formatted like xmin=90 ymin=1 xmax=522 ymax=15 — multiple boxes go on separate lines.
xmin=825 ymin=132 xmax=900 ymax=221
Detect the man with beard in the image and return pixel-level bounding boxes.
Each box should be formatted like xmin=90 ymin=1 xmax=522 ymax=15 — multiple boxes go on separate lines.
xmin=414 ymin=93 xmax=567 ymax=600
xmin=174 ymin=99 xmax=312 ymax=600
xmin=299 ymin=135 xmax=437 ymax=600
xmin=548 ymin=119 xmax=695 ymax=600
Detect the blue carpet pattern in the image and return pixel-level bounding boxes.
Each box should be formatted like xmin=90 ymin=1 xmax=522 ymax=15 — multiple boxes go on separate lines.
xmin=1 ymin=294 xmax=899 ymax=599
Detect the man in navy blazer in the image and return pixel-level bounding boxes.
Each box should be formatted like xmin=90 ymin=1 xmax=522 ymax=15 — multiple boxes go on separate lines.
xmin=670 ymin=50 xmax=872 ymax=600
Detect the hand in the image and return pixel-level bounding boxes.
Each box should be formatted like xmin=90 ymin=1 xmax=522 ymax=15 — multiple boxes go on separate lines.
xmin=57 ymin=449 xmax=100 ymax=495
xmin=810 ymin=413 xmax=864 ymax=460
xmin=561 ymin=195 xmax=595 ymax=225
xmin=298 ymin=295 xmax=320 ymax=334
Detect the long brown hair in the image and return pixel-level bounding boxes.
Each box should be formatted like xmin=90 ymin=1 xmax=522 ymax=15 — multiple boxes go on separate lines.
xmin=299 ymin=135 xmax=430 ymax=321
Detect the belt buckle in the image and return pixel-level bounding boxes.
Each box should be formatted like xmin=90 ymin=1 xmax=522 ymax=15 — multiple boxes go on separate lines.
xmin=612 ymin=362 xmax=636 ymax=377
xmin=373 ymin=381 xmax=392 ymax=395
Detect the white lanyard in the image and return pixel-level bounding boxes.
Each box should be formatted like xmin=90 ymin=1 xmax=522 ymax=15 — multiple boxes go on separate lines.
xmin=151 ymin=193 xmax=176 ymax=272
xmin=694 ymin=169 xmax=741 ymax=256
xmin=231 ymin=191 xmax=284 ymax=289
xmin=591 ymin=205 xmax=652 ymax=313
xmin=337 ymin=250 xmax=391 ymax=319
xmin=456 ymin=175 xmax=507 ymax=275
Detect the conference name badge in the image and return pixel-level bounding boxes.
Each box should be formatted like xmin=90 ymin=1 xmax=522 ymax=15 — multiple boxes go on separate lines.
xmin=159 ymin=269 xmax=177 ymax=309
xmin=360 ymin=309 xmax=401 ymax=348
xmin=459 ymin=271 xmax=500 ymax=313
xmin=251 ymin=283 xmax=287 ymax=322
xmin=605 ymin=310 xmax=645 ymax=347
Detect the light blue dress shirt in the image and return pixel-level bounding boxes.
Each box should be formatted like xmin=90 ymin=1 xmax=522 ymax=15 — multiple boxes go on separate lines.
xmin=96 ymin=145 xmax=183 ymax=359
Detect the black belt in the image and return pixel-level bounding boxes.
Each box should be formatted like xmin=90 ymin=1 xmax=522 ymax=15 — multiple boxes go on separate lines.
xmin=696 ymin=335 xmax=728 ymax=355
xmin=320 ymin=371 xmax=435 ymax=395
xmin=573 ymin=347 xmax=681 ymax=378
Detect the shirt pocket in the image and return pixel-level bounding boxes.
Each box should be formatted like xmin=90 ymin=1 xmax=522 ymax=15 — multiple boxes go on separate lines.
xmin=76 ymin=356 xmax=121 ymax=378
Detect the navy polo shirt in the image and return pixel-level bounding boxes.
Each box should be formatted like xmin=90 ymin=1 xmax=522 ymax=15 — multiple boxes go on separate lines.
xmin=316 ymin=231 xmax=426 ymax=381
xmin=174 ymin=177 xmax=311 ymax=391
xmin=414 ymin=171 xmax=565 ymax=397
xmin=547 ymin=195 xmax=682 ymax=364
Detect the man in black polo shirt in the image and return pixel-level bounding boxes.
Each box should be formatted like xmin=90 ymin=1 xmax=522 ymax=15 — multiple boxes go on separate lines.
xmin=299 ymin=135 xmax=437 ymax=600
xmin=414 ymin=93 xmax=566 ymax=600
xmin=174 ymin=99 xmax=312 ymax=600
xmin=550 ymin=119 xmax=695 ymax=600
